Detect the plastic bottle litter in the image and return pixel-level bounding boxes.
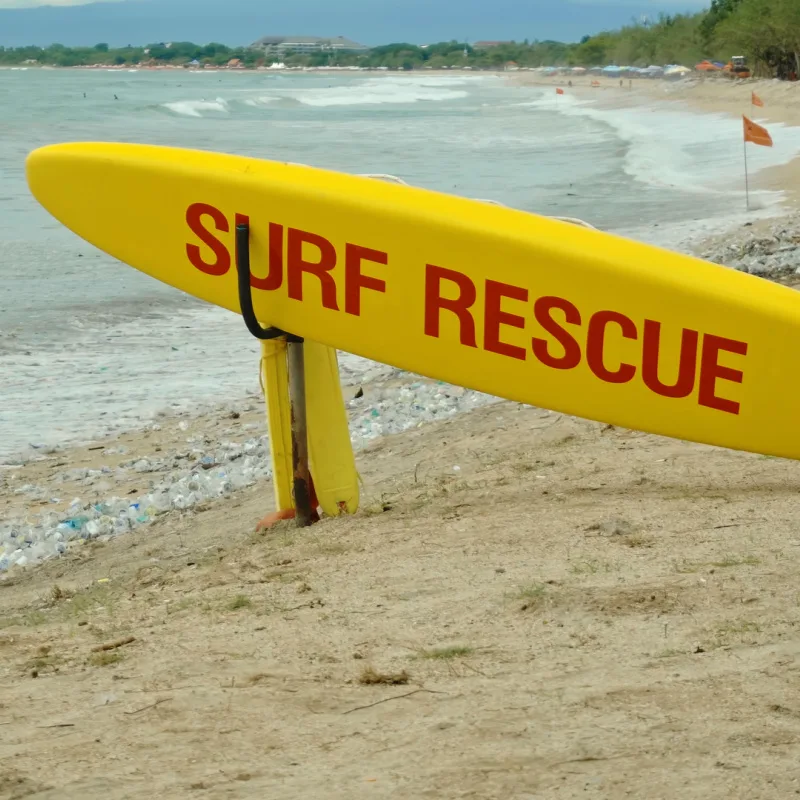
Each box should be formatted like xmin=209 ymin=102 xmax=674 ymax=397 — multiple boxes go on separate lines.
xmin=1 ymin=376 xmax=500 ymax=572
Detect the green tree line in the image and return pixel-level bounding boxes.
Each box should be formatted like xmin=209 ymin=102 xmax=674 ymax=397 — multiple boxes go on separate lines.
xmin=0 ymin=1 xmax=798 ymax=78
xmin=0 ymin=41 xmax=258 ymax=68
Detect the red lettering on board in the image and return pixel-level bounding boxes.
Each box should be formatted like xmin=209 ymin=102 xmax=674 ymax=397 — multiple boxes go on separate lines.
xmin=345 ymin=244 xmax=388 ymax=316
xmin=698 ymin=334 xmax=747 ymax=415
xmin=641 ymin=320 xmax=699 ymax=399
xmin=181 ymin=210 xmax=750 ymax=419
xmin=186 ymin=203 xmax=230 ymax=276
xmin=586 ymin=310 xmax=637 ymax=384
xmin=287 ymin=228 xmax=339 ymax=311
xmin=484 ymin=280 xmax=528 ymax=361
xmin=531 ymin=296 xmax=581 ymax=369
xmin=244 ymin=221 xmax=284 ymax=292
xmin=424 ymin=265 xmax=478 ymax=348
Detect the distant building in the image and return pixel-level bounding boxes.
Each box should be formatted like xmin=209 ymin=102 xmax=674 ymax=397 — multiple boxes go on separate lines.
xmin=473 ymin=41 xmax=513 ymax=49
xmin=251 ymin=36 xmax=369 ymax=56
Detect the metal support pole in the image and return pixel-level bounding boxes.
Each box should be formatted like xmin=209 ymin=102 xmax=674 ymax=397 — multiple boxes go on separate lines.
xmin=287 ymin=337 xmax=314 ymax=527
xmin=235 ymin=220 xmax=316 ymax=529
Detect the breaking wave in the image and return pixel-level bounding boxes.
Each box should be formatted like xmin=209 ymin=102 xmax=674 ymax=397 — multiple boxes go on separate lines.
xmin=161 ymin=98 xmax=230 ymax=117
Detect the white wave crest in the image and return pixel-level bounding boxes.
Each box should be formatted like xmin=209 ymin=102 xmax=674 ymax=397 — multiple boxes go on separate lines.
xmin=243 ymin=96 xmax=277 ymax=108
xmin=293 ymin=78 xmax=470 ymax=107
xmin=525 ymin=90 xmax=800 ymax=194
xmin=162 ymin=98 xmax=230 ymax=117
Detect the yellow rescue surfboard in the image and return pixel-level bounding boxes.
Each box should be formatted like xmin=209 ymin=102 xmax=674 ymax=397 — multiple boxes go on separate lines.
xmin=26 ymin=142 xmax=800 ymax=460
xmin=260 ymin=338 xmax=359 ymax=516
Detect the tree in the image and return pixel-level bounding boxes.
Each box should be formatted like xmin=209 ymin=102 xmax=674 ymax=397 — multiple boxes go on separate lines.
xmin=700 ymin=0 xmax=745 ymax=48
xmin=715 ymin=0 xmax=800 ymax=77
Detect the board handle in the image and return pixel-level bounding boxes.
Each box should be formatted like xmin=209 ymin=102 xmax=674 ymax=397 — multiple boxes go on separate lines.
xmin=236 ymin=222 xmax=301 ymax=343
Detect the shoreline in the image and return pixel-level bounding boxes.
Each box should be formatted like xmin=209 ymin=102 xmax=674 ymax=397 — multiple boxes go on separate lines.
xmin=0 ymin=368 xmax=500 ymax=571
xmin=0 ymin=64 xmax=510 ymax=75
xmin=506 ymin=72 xmax=800 ymax=206
xmin=5 ymin=70 xmax=800 ymax=574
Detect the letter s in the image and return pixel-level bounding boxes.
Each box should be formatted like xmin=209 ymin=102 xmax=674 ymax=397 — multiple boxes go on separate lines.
xmin=532 ymin=296 xmax=581 ymax=369
xmin=186 ymin=203 xmax=231 ymax=276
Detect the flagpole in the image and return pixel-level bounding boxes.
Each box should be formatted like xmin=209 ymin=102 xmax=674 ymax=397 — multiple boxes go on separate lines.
xmin=747 ymin=101 xmax=750 ymax=211
xmin=743 ymin=136 xmax=750 ymax=212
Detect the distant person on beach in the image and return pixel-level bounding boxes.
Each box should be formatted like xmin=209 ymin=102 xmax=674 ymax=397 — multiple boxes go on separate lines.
xmin=114 ymin=94 xmax=118 ymax=100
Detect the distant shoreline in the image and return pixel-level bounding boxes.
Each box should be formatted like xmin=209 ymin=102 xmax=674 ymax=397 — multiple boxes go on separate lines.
xmin=0 ymin=64 xmax=508 ymax=74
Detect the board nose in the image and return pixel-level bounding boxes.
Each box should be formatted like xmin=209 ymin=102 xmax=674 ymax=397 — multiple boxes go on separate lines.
xmin=26 ymin=144 xmax=74 ymax=208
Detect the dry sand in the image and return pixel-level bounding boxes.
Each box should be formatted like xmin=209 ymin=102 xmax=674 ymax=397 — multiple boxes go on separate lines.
xmin=4 ymin=402 xmax=800 ymax=798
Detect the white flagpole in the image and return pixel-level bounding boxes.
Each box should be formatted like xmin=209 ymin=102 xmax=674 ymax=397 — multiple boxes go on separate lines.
xmin=743 ymin=134 xmax=750 ymax=212
xmin=748 ymin=99 xmax=752 ymax=211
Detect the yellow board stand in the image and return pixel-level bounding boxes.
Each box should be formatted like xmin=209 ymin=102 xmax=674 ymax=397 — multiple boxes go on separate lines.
xmin=26 ymin=142 xmax=800 ymax=461
xmin=260 ymin=339 xmax=294 ymax=512
xmin=260 ymin=338 xmax=359 ymax=517
xmin=304 ymin=341 xmax=359 ymax=515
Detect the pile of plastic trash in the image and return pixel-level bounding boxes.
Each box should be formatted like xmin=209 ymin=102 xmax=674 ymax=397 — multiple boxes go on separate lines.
xmin=700 ymin=219 xmax=800 ymax=278
xmin=0 ymin=378 xmax=499 ymax=572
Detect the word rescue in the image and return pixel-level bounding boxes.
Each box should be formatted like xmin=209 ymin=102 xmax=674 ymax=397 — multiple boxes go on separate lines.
xmin=186 ymin=203 xmax=748 ymax=416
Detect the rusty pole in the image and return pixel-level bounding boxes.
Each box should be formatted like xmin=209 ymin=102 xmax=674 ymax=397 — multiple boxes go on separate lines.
xmin=286 ymin=337 xmax=314 ymax=527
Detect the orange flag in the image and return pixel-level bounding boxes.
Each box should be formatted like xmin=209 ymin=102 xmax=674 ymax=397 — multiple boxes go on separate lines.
xmin=556 ymin=87 xmax=564 ymax=95
xmin=751 ymin=91 xmax=764 ymax=107
xmin=743 ymin=115 xmax=773 ymax=147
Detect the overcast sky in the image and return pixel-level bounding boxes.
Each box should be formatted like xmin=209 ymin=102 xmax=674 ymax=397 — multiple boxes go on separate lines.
xmin=0 ymin=0 xmax=711 ymax=48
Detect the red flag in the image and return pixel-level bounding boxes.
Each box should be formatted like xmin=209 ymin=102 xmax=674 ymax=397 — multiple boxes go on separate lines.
xmin=743 ymin=115 xmax=773 ymax=147
xmin=556 ymin=87 xmax=564 ymax=95
xmin=751 ymin=91 xmax=764 ymax=107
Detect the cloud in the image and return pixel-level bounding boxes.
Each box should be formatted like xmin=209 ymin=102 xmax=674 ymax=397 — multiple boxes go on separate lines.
xmin=0 ymin=0 xmax=123 ymax=7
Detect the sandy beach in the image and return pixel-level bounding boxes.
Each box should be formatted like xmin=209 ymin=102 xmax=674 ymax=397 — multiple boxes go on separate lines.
xmin=4 ymin=72 xmax=800 ymax=797
xmin=5 ymin=399 xmax=800 ymax=798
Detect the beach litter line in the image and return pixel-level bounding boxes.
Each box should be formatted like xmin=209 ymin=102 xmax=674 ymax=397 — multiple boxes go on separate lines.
xmin=0 ymin=380 xmax=500 ymax=572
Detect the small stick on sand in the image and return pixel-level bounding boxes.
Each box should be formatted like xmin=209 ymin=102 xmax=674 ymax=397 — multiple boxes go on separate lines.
xmin=342 ymin=688 xmax=446 ymax=715
xmin=91 ymin=636 xmax=136 ymax=653
xmin=124 ymin=698 xmax=171 ymax=716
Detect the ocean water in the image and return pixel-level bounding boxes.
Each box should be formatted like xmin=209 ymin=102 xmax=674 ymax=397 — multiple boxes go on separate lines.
xmin=2 ymin=68 xmax=800 ymax=459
